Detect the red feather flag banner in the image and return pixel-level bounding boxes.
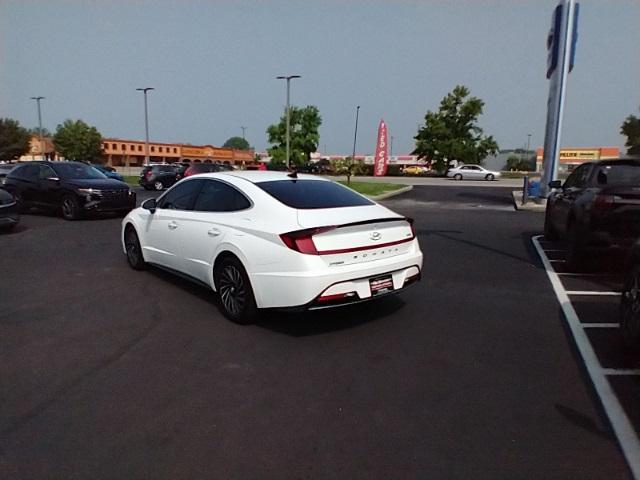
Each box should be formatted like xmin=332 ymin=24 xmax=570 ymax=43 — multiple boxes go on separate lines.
xmin=373 ymin=119 xmax=389 ymax=177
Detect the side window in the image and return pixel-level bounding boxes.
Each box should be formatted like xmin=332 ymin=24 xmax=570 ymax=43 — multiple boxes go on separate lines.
xmin=157 ymin=180 xmax=202 ymax=210
xmin=193 ymin=180 xmax=251 ymax=212
xmin=575 ymin=164 xmax=592 ymax=188
xmin=38 ymin=165 xmax=56 ymax=180
xmin=563 ymin=167 xmax=581 ymax=188
xmin=13 ymin=164 xmax=40 ymax=181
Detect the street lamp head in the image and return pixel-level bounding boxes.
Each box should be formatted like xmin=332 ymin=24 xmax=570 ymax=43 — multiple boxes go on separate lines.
xmin=136 ymin=87 xmax=154 ymax=92
xmin=30 ymin=96 xmax=44 ymax=100
xmin=276 ymin=75 xmax=301 ymax=80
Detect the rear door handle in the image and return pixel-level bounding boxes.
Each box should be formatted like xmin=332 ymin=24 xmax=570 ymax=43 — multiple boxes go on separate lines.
xmin=208 ymin=228 xmax=221 ymax=237
xmin=168 ymin=221 xmax=178 ymax=230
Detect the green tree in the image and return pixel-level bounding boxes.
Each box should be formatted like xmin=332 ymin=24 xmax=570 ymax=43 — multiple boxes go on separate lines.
xmin=331 ymin=157 xmax=366 ymax=184
xmin=223 ymin=136 xmax=251 ymax=150
xmin=266 ymin=105 xmax=322 ymax=166
xmin=621 ymin=107 xmax=640 ymax=156
xmin=53 ymin=119 xmax=103 ymax=162
xmin=413 ymin=85 xmax=499 ymax=172
xmin=505 ymin=154 xmax=533 ymax=171
xmin=0 ymin=118 xmax=31 ymax=162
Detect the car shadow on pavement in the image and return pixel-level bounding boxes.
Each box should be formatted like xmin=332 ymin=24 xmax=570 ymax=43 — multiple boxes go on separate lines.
xmin=456 ymin=191 xmax=514 ymax=206
xmin=258 ymin=296 xmax=407 ymax=337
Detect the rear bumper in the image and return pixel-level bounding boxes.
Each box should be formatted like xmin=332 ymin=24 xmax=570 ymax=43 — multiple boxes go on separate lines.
xmin=250 ymin=247 xmax=423 ymax=309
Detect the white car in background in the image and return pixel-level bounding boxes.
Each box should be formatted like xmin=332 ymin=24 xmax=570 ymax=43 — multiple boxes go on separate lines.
xmin=121 ymin=171 xmax=423 ymax=324
xmin=447 ymin=164 xmax=501 ymax=181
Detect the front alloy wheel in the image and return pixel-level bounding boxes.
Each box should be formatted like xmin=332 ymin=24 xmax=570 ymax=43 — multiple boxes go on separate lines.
xmin=215 ymin=258 xmax=257 ymax=324
xmin=124 ymin=227 xmax=146 ymax=270
xmin=61 ymin=195 xmax=80 ymax=220
xmin=621 ymin=265 xmax=640 ymax=350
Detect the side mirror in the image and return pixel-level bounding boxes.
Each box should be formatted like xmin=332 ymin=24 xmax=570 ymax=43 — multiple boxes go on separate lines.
xmin=549 ymin=180 xmax=562 ymax=189
xmin=142 ymin=198 xmax=157 ymax=213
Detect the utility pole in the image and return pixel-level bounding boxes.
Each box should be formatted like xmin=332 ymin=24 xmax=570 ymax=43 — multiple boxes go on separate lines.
xmin=136 ymin=87 xmax=154 ymax=165
xmin=276 ymin=75 xmax=301 ymax=168
xmin=241 ymin=126 xmax=247 ymax=140
xmin=30 ymin=96 xmax=45 ymax=160
xmin=351 ymin=105 xmax=360 ymax=163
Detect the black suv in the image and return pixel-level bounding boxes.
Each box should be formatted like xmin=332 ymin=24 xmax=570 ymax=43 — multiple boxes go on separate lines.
xmin=139 ymin=164 xmax=179 ymax=190
xmin=3 ymin=161 xmax=135 ymax=220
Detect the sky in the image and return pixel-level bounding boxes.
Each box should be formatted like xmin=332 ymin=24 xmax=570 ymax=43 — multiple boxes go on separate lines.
xmin=1 ymin=0 xmax=639 ymax=156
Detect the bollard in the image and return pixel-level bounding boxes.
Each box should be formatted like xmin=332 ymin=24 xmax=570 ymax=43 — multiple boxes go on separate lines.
xmin=522 ymin=175 xmax=529 ymax=205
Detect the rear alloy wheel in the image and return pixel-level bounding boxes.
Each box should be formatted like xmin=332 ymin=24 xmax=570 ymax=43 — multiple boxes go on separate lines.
xmin=61 ymin=194 xmax=81 ymax=220
xmin=154 ymin=181 xmax=164 ymax=191
xmin=485 ymin=174 xmax=495 ymax=181
xmin=215 ymin=257 xmax=257 ymax=325
xmin=621 ymin=265 xmax=640 ymax=350
xmin=124 ymin=227 xmax=146 ymax=270
xmin=453 ymin=174 xmax=462 ymax=181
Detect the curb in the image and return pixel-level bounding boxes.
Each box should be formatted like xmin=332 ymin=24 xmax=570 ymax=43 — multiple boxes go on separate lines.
xmin=369 ymin=185 xmax=413 ymax=201
xmin=512 ymin=190 xmax=546 ymax=212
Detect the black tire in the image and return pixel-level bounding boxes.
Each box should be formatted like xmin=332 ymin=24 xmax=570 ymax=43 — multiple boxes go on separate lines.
xmin=453 ymin=174 xmax=462 ymax=181
xmin=124 ymin=226 xmax=146 ymax=270
xmin=214 ymin=256 xmax=258 ymax=325
xmin=486 ymin=174 xmax=495 ymax=181
xmin=621 ymin=264 xmax=640 ymax=350
xmin=566 ymin=221 xmax=586 ymax=271
xmin=61 ymin=194 xmax=81 ymax=220
xmin=153 ymin=181 xmax=164 ymax=191
xmin=543 ymin=205 xmax=559 ymax=241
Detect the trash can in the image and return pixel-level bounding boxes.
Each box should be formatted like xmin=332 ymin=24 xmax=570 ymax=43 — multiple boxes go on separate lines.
xmin=528 ymin=180 xmax=540 ymax=197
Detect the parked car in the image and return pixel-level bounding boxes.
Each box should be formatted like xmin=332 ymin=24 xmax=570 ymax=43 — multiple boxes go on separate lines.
xmin=121 ymin=171 xmax=423 ymax=324
xmin=447 ymin=165 xmax=501 ymax=181
xmin=620 ymin=241 xmax=640 ymax=349
xmin=139 ymin=164 xmax=179 ymax=190
xmin=3 ymin=161 xmax=135 ymax=220
xmin=402 ymin=165 xmax=429 ymax=175
xmin=183 ymin=163 xmax=221 ymax=178
xmin=544 ymin=159 xmax=640 ymax=269
xmin=0 ymin=188 xmax=19 ymax=230
xmin=0 ymin=163 xmax=18 ymax=185
xmin=90 ymin=164 xmax=124 ymax=182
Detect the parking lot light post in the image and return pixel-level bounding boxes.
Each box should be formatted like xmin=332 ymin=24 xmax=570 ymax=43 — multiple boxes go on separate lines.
xmin=351 ymin=105 xmax=360 ymax=164
xmin=30 ymin=96 xmax=45 ymax=160
xmin=526 ymin=133 xmax=532 ymax=164
xmin=276 ymin=75 xmax=300 ymax=169
xmin=241 ymin=126 xmax=247 ymax=140
xmin=136 ymin=87 xmax=154 ymax=165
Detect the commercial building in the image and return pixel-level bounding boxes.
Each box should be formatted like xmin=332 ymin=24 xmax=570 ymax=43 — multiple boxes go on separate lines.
xmin=535 ymin=147 xmax=619 ymax=172
xmin=102 ymin=138 xmax=254 ymax=166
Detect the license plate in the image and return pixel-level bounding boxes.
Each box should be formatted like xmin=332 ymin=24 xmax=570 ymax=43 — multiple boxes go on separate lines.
xmin=370 ymin=275 xmax=393 ymax=296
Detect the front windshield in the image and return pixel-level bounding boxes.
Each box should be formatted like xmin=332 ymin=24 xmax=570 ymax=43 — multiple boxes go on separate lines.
xmin=51 ymin=163 xmax=108 ymax=180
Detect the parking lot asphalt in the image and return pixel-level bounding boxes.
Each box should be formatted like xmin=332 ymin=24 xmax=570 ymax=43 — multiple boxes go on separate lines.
xmin=0 ymin=185 xmax=632 ymax=479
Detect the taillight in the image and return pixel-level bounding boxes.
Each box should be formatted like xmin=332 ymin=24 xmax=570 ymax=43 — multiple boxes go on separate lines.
xmin=594 ymin=194 xmax=616 ymax=213
xmin=146 ymin=170 xmax=153 ymax=178
xmin=280 ymin=226 xmax=336 ymax=255
xmin=406 ymin=217 xmax=416 ymax=238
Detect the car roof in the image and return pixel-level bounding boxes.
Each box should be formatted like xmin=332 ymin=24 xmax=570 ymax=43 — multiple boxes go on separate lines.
xmin=196 ymin=170 xmax=330 ymax=184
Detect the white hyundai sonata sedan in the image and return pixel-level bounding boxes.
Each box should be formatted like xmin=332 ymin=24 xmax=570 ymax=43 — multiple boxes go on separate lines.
xmin=121 ymin=171 xmax=423 ymax=323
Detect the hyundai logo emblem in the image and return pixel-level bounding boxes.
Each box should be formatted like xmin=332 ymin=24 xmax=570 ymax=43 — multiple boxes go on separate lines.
xmin=370 ymin=231 xmax=382 ymax=241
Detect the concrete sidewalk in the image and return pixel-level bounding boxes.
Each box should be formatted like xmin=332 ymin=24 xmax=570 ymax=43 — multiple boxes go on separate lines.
xmin=512 ymin=190 xmax=546 ymax=212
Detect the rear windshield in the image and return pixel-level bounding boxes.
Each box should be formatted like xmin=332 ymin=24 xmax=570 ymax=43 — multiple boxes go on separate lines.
xmin=256 ymin=180 xmax=373 ymax=209
xmin=595 ymin=164 xmax=640 ymax=187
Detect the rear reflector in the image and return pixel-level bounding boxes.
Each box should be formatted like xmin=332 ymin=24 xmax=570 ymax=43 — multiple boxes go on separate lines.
xmin=317 ymin=292 xmax=357 ymax=302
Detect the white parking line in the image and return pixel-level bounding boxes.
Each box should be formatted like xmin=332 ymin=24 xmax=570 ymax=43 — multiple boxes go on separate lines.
xmin=532 ymin=235 xmax=640 ymax=479
xmin=558 ymin=272 xmax=620 ymax=277
xmin=543 ymin=249 xmax=566 ymax=253
xmin=566 ymin=291 xmax=622 ymax=296
xmin=550 ymin=259 xmax=566 ymax=263
xmin=582 ymin=323 xmax=620 ymax=329
xmin=604 ymin=369 xmax=640 ymax=376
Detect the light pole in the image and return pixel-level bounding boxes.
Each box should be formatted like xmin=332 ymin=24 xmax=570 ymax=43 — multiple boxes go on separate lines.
xmin=241 ymin=126 xmax=247 ymax=140
xmin=30 ymin=96 xmax=45 ymax=160
xmin=276 ymin=75 xmax=300 ymax=168
xmin=526 ymin=133 xmax=532 ymax=164
xmin=390 ymin=135 xmax=394 ymax=160
xmin=351 ymin=105 xmax=360 ymax=163
xmin=136 ymin=87 xmax=154 ymax=165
